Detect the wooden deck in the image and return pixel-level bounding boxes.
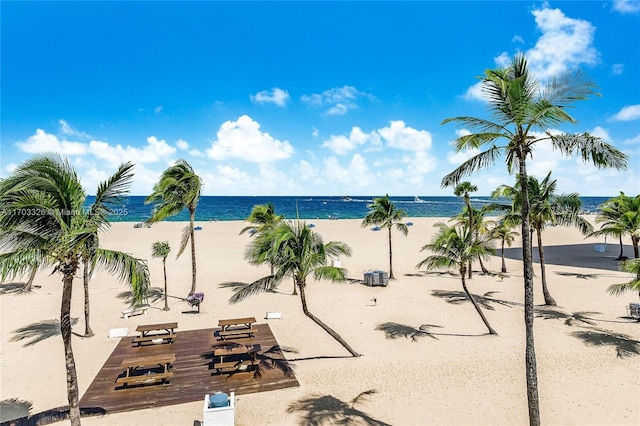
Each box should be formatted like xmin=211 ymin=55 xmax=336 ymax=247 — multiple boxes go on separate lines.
xmin=79 ymin=323 xmax=299 ymax=414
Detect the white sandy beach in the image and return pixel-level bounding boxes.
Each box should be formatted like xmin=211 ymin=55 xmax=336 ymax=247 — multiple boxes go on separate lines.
xmin=1 ymin=216 xmax=639 ymax=425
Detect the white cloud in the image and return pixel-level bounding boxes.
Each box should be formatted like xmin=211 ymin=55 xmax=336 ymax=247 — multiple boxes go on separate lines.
xmin=301 ymin=86 xmax=373 ymax=115
xmin=378 ymin=120 xmax=432 ymax=152
xmin=207 ymin=115 xmax=294 ymax=162
xmin=611 ymin=63 xmax=624 ymax=75
xmin=512 ymin=35 xmax=524 ymax=44
xmin=323 ymin=154 xmax=375 ymax=188
xmin=613 ymin=0 xmax=640 ymax=14
xmin=526 ymin=6 xmax=598 ymax=80
xmin=464 ymin=82 xmax=485 ymax=102
xmin=611 ymin=104 xmax=640 ymax=121
xmin=16 ymin=129 xmax=88 ymax=155
xmin=322 ymin=127 xmax=370 ymax=155
xmin=154 ymin=106 xmax=163 ymax=114
xmin=622 ymin=134 xmax=640 ymax=145
xmin=250 ymin=88 xmax=290 ymax=106
xmin=590 ymin=126 xmax=612 ymax=142
xmin=59 ymin=119 xmax=91 ymax=138
xmin=89 ymin=136 xmax=176 ymax=168
xmin=175 ymin=138 xmax=203 ymax=157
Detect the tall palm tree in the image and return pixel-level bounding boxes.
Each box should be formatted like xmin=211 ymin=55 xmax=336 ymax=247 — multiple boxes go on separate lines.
xmin=232 ymin=220 xmax=360 ymax=357
xmin=146 ymin=159 xmax=202 ymax=296
xmin=494 ymin=172 xmax=593 ymax=305
xmin=239 ymin=202 xmax=285 ymax=286
xmin=452 ymin=206 xmax=494 ymax=275
xmin=454 ymin=182 xmax=478 ymax=278
xmin=607 ymin=258 xmax=640 ymax=298
xmin=490 ymin=220 xmax=519 ymax=273
xmin=591 ymin=193 xmax=640 ymax=259
xmin=152 ymin=241 xmax=171 ymax=311
xmin=0 ymin=154 xmax=150 ymax=426
xmin=417 ymin=222 xmax=497 ymax=335
xmin=441 ymin=54 xmax=627 ymax=425
xmin=361 ymin=194 xmax=408 ymax=279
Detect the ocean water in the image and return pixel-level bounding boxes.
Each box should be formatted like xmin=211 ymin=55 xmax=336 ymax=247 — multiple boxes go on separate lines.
xmin=94 ymin=195 xmax=612 ymax=223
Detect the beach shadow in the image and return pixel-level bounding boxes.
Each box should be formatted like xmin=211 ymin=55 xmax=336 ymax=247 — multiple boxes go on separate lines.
xmin=0 ymin=282 xmax=41 ymax=294
xmin=571 ymin=330 xmax=640 ymax=358
xmin=535 ymin=308 xmax=601 ymax=327
xmin=4 ymin=405 xmax=107 ymax=425
xmin=376 ymin=322 xmax=441 ymax=342
xmin=11 ymin=318 xmax=79 ymax=347
xmin=502 ymin=244 xmax=628 ymax=272
xmin=0 ymin=398 xmax=33 ymax=423
xmin=287 ymin=389 xmax=391 ymax=426
xmin=555 ymin=271 xmax=603 ymax=279
xmin=431 ymin=290 xmax=516 ymax=310
xmin=117 ymin=287 xmax=164 ymax=304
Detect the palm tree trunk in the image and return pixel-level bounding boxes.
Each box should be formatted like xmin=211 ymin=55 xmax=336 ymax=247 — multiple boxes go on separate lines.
xmin=537 ymin=228 xmax=556 ymax=306
xmin=388 ymin=227 xmax=394 ymax=279
xmin=189 ymin=209 xmax=197 ymax=296
xmin=61 ymin=270 xmax=81 ymax=426
xmin=617 ymin=234 xmax=625 ymax=260
xmin=632 ymin=235 xmax=639 ymax=259
xmin=501 ymin=240 xmax=507 ymax=273
xmin=460 ymin=268 xmax=497 ymax=335
xmin=297 ymin=278 xmax=360 ymax=357
xmin=23 ymin=267 xmax=36 ymax=292
xmin=466 ymin=197 xmax=474 ymax=279
xmin=83 ymin=260 xmax=94 ymax=337
xmin=478 ymin=257 xmax=490 ymax=274
xmin=163 ymin=258 xmax=169 ymax=311
xmin=519 ymin=156 xmax=541 ymax=426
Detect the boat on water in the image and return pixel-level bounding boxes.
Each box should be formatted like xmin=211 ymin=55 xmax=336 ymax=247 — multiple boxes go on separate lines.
xmin=414 ymin=196 xmax=426 ymax=203
xmin=342 ymin=196 xmax=352 ymax=201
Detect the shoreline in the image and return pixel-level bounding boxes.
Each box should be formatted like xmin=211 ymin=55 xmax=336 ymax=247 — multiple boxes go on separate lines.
xmin=1 ymin=217 xmax=638 ymax=425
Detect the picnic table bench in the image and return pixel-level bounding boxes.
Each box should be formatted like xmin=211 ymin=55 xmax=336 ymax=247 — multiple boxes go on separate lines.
xmin=116 ymin=353 xmax=175 ymax=388
xmin=213 ymin=344 xmax=261 ymax=374
xmin=132 ymin=322 xmax=178 ymax=346
xmin=217 ymin=317 xmax=256 ymax=340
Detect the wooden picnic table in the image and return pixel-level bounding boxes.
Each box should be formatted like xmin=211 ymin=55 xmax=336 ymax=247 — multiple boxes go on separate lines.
xmin=217 ymin=317 xmax=256 ymax=340
xmin=213 ymin=344 xmax=261 ymax=374
xmin=116 ymin=353 xmax=176 ymax=388
xmin=133 ymin=322 xmax=178 ymax=346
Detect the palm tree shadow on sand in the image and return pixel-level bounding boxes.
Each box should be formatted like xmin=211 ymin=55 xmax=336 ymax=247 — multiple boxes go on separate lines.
xmin=571 ymin=330 xmax=640 ymax=358
xmin=431 ymin=290 xmax=518 ymax=310
xmin=535 ymin=308 xmax=602 ymax=327
xmin=376 ymin=322 xmax=441 ymax=341
xmin=11 ymin=318 xmax=79 ymax=347
xmin=118 ymin=286 xmax=164 ymax=303
xmin=0 ymin=282 xmax=40 ymax=294
xmin=0 ymin=398 xmax=32 ymax=424
xmin=287 ymin=389 xmax=392 ymax=426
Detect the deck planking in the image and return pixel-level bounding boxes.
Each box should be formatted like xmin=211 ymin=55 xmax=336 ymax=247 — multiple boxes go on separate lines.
xmin=79 ymin=323 xmax=299 ymax=414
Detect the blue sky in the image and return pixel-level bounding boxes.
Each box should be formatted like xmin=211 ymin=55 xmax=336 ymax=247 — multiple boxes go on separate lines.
xmin=2 ymin=1 xmax=639 ymax=196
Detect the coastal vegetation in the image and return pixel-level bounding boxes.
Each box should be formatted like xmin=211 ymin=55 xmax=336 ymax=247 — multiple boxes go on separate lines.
xmin=361 ymin=194 xmax=409 ymax=279
xmin=145 ymin=159 xmax=202 ymax=296
xmin=152 ymin=241 xmax=171 ymax=311
xmin=0 ymin=154 xmax=150 ymax=426
xmin=489 ymin=220 xmax=519 ymax=274
xmin=591 ymin=192 xmax=640 ymax=260
xmin=232 ymin=219 xmax=360 ymax=357
xmin=417 ymin=222 xmax=498 ymax=335
xmin=493 ymin=171 xmax=593 ymax=306
xmin=441 ymin=53 xmax=628 ymax=425
xmin=608 ymin=258 xmax=640 ymax=297
xmin=454 ymin=182 xmax=478 ymax=278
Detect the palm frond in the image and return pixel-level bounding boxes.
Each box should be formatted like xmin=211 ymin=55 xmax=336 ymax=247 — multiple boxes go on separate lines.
xmin=441 ymin=146 xmax=505 ymax=188
xmin=229 ymin=275 xmax=280 ymax=304
xmin=94 ymin=248 xmax=150 ymax=306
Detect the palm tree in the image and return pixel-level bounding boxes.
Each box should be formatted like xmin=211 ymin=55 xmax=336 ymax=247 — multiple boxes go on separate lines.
xmin=239 ymin=202 xmax=285 ymax=287
xmin=493 ymin=172 xmax=593 ymax=306
xmin=146 ymin=159 xmax=202 ymax=296
xmin=0 ymin=250 xmax=46 ymax=292
xmin=591 ymin=193 xmax=640 ymax=259
xmin=490 ymin=220 xmax=519 ymax=273
xmin=152 ymin=241 xmax=171 ymax=311
xmin=454 ymin=182 xmax=478 ymax=278
xmin=417 ymin=222 xmax=497 ymax=335
xmin=441 ymin=54 xmax=627 ymax=425
xmin=607 ymin=258 xmax=640 ymax=298
xmin=0 ymin=154 xmax=150 ymax=426
xmin=361 ymin=194 xmax=409 ymax=279
xmin=232 ymin=220 xmax=360 ymax=357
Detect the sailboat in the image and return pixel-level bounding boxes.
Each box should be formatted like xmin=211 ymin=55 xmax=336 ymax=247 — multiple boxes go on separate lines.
xmin=414 ymin=196 xmax=426 ymax=203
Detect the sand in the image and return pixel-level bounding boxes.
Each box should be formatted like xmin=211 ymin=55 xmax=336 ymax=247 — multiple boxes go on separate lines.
xmin=1 ymin=216 xmax=639 ymax=425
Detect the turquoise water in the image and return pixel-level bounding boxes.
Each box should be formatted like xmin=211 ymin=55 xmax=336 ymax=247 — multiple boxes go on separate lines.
xmin=94 ymin=195 xmax=612 ymax=222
